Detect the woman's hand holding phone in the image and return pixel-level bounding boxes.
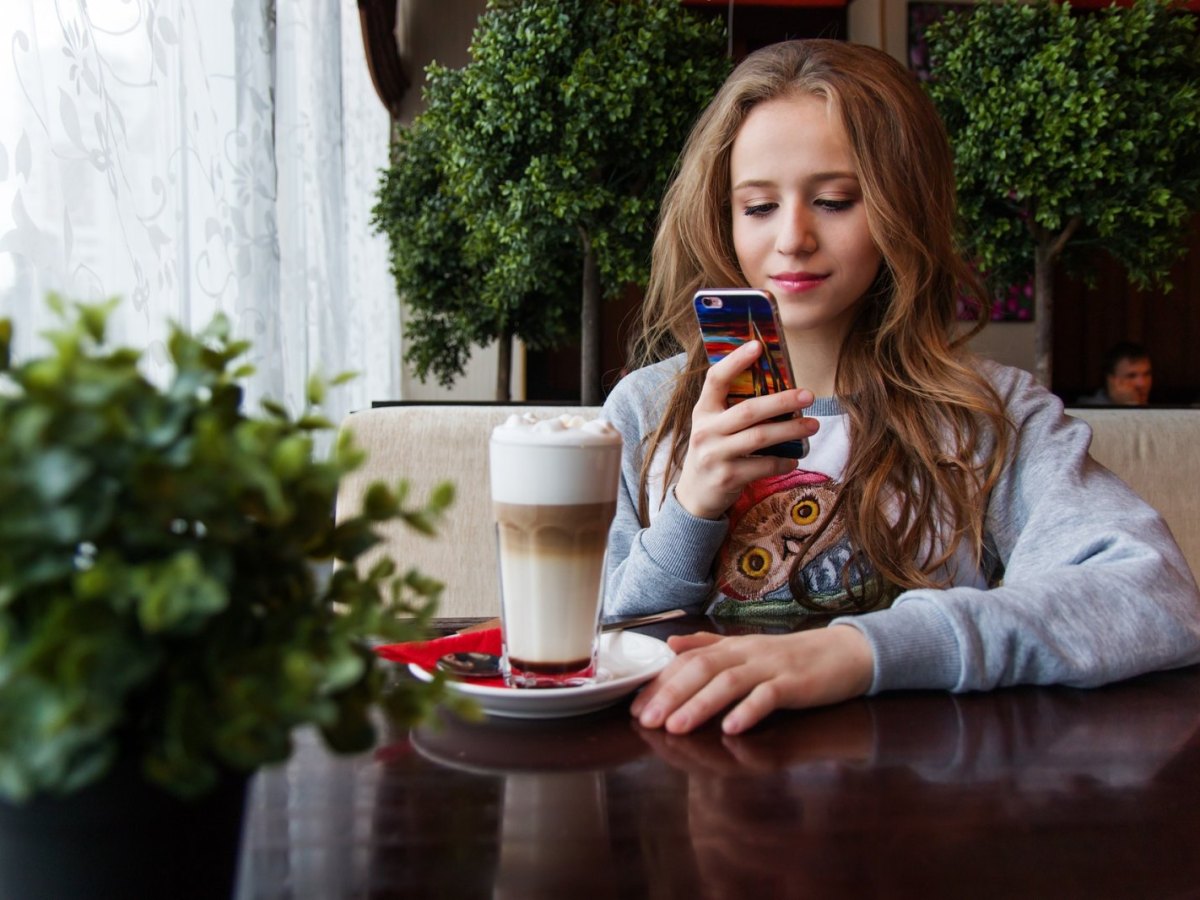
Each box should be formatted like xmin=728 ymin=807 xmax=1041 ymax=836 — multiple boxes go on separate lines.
xmin=674 ymin=340 xmax=818 ymax=520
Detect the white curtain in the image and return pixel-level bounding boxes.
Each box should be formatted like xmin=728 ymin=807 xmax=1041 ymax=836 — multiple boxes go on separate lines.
xmin=2 ymin=8 xmax=403 ymax=894
xmin=0 ymin=0 xmax=403 ymax=426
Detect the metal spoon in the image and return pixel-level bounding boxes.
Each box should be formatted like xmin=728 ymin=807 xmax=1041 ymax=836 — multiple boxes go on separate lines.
xmin=436 ymin=609 xmax=687 ymax=679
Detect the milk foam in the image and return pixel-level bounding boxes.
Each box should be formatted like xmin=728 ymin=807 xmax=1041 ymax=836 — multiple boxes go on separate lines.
xmin=492 ymin=412 xmax=620 ymax=445
xmin=490 ymin=414 xmax=622 ymax=506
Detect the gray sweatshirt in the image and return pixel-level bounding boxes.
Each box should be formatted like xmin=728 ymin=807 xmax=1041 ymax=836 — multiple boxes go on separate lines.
xmin=601 ymin=354 xmax=1200 ymax=695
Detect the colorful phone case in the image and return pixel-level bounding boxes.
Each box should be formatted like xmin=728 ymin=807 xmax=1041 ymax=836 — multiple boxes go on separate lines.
xmin=693 ymin=289 xmax=808 ymax=459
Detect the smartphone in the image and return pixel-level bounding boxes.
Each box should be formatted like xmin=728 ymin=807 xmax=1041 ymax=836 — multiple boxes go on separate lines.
xmin=693 ymin=288 xmax=809 ymax=459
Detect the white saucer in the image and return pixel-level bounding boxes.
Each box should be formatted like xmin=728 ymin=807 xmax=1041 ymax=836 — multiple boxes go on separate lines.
xmin=408 ymin=631 xmax=674 ymax=719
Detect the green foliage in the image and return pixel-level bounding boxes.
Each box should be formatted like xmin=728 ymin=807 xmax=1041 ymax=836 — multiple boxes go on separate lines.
xmin=926 ymin=0 xmax=1200 ymax=290
xmin=372 ymin=0 xmax=729 ymax=387
xmin=0 ymin=297 xmax=455 ymax=802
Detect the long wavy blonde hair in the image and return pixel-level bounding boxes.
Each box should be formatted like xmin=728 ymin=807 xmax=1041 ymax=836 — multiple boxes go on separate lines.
xmin=632 ymin=39 xmax=1010 ymax=596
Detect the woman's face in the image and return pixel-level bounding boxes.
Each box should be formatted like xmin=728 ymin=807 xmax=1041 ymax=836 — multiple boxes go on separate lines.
xmin=729 ymin=93 xmax=882 ymax=344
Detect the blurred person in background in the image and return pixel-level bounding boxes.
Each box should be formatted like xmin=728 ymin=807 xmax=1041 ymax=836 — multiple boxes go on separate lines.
xmin=1079 ymin=342 xmax=1153 ymax=406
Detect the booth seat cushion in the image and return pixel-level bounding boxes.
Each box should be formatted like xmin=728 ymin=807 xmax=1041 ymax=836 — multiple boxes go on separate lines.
xmin=1066 ymin=407 xmax=1200 ymax=584
xmin=337 ymin=404 xmax=1200 ymax=618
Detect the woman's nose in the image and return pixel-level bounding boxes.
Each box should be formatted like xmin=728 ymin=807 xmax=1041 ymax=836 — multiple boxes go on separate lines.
xmin=777 ymin=209 xmax=818 ymax=255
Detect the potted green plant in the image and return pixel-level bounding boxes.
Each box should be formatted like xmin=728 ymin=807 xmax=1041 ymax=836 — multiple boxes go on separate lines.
xmin=0 ymin=297 xmax=453 ymax=898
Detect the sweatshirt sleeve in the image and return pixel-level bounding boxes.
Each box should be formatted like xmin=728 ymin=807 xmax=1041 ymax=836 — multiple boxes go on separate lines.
xmin=600 ymin=361 xmax=727 ymax=617
xmin=835 ymin=364 xmax=1200 ymax=695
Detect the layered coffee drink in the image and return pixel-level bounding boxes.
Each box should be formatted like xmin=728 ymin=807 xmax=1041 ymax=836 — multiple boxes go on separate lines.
xmin=490 ymin=413 xmax=622 ymax=688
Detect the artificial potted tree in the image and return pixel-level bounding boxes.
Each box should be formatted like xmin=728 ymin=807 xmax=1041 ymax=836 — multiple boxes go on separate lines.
xmin=373 ymin=0 xmax=729 ymax=403
xmin=0 ymin=298 xmax=453 ymax=898
xmin=924 ymin=0 xmax=1200 ymax=387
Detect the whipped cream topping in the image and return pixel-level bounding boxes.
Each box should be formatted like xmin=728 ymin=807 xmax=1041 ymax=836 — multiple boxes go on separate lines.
xmin=491 ymin=413 xmax=621 ymax=446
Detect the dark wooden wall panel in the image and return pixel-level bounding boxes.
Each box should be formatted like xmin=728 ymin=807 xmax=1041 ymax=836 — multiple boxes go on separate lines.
xmin=1052 ymin=213 xmax=1200 ymax=405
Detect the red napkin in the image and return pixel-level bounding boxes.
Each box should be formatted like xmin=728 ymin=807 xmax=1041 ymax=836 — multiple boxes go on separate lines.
xmin=375 ymin=628 xmax=506 ymax=687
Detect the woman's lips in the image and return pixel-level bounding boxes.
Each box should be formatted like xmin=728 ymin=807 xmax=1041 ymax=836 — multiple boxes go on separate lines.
xmin=771 ymin=272 xmax=827 ymax=293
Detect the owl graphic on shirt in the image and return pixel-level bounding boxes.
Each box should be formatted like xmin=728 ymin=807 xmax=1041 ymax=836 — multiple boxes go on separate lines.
xmin=709 ymin=468 xmax=894 ymax=618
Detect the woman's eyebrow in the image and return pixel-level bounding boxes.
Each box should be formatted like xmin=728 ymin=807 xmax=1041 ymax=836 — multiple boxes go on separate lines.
xmin=732 ymin=171 xmax=858 ymax=192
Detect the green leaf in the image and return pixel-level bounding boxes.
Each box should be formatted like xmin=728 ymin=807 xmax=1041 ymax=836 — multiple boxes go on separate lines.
xmin=136 ymin=553 xmax=228 ymax=633
xmin=30 ymin=448 xmax=94 ymax=503
xmin=0 ymin=319 xmax=12 ymax=371
xmin=428 ymin=481 xmax=456 ymax=512
xmin=305 ymin=373 xmax=326 ymax=407
xmin=362 ymin=483 xmax=399 ymax=520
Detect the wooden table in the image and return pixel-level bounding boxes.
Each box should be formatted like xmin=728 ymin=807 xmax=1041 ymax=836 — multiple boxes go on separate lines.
xmin=235 ymin=616 xmax=1200 ymax=899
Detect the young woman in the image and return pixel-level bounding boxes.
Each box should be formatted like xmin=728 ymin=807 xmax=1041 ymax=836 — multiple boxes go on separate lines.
xmin=601 ymin=40 xmax=1200 ymax=735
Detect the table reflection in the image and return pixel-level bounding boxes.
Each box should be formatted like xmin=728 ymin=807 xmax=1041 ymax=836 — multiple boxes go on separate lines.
xmin=492 ymin=771 xmax=614 ymax=899
xmin=641 ymin=673 xmax=1200 ymax=787
xmin=237 ymin=667 xmax=1200 ymax=899
xmin=637 ymin=673 xmax=1200 ymax=900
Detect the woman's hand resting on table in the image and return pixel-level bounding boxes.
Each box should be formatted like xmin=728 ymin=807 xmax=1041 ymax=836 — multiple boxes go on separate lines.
xmin=630 ymin=625 xmax=875 ymax=735
xmin=674 ymin=340 xmax=819 ymax=521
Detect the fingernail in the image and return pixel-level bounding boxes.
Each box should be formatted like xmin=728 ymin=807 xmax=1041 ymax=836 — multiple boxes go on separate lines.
xmin=639 ymin=704 xmax=664 ymax=728
xmin=666 ymin=711 xmax=690 ymax=733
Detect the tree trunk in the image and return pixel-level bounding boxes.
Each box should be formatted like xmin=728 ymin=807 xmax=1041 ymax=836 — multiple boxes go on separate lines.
xmin=1030 ymin=216 xmax=1080 ymax=389
xmin=1033 ymin=239 xmax=1054 ymax=388
xmin=495 ymin=326 xmax=513 ymax=402
xmin=579 ymin=227 xmax=601 ymax=406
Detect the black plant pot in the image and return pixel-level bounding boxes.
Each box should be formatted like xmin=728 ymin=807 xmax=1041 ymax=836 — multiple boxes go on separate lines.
xmin=0 ymin=757 xmax=249 ymax=900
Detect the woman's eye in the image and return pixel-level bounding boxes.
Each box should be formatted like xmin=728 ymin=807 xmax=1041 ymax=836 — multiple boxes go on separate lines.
xmin=743 ymin=202 xmax=776 ymax=217
xmin=815 ymin=198 xmax=854 ymax=212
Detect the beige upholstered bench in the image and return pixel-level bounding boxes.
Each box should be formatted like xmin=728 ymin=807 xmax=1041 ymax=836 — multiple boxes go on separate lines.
xmin=336 ymin=404 xmax=1200 ymax=618
xmin=1067 ymin=407 xmax=1200 ymax=584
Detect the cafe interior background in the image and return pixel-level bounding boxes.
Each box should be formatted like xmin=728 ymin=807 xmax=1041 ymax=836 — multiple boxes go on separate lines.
xmin=2 ymin=0 xmax=1199 ymax=430
xmin=2 ymin=2 xmax=1199 ymax=896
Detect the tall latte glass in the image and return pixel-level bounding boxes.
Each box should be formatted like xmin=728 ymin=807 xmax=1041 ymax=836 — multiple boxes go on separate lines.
xmin=489 ymin=414 xmax=622 ymax=688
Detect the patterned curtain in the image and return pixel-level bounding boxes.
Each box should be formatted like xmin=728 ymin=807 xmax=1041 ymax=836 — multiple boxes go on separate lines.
xmin=0 ymin=0 xmax=402 ymax=425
